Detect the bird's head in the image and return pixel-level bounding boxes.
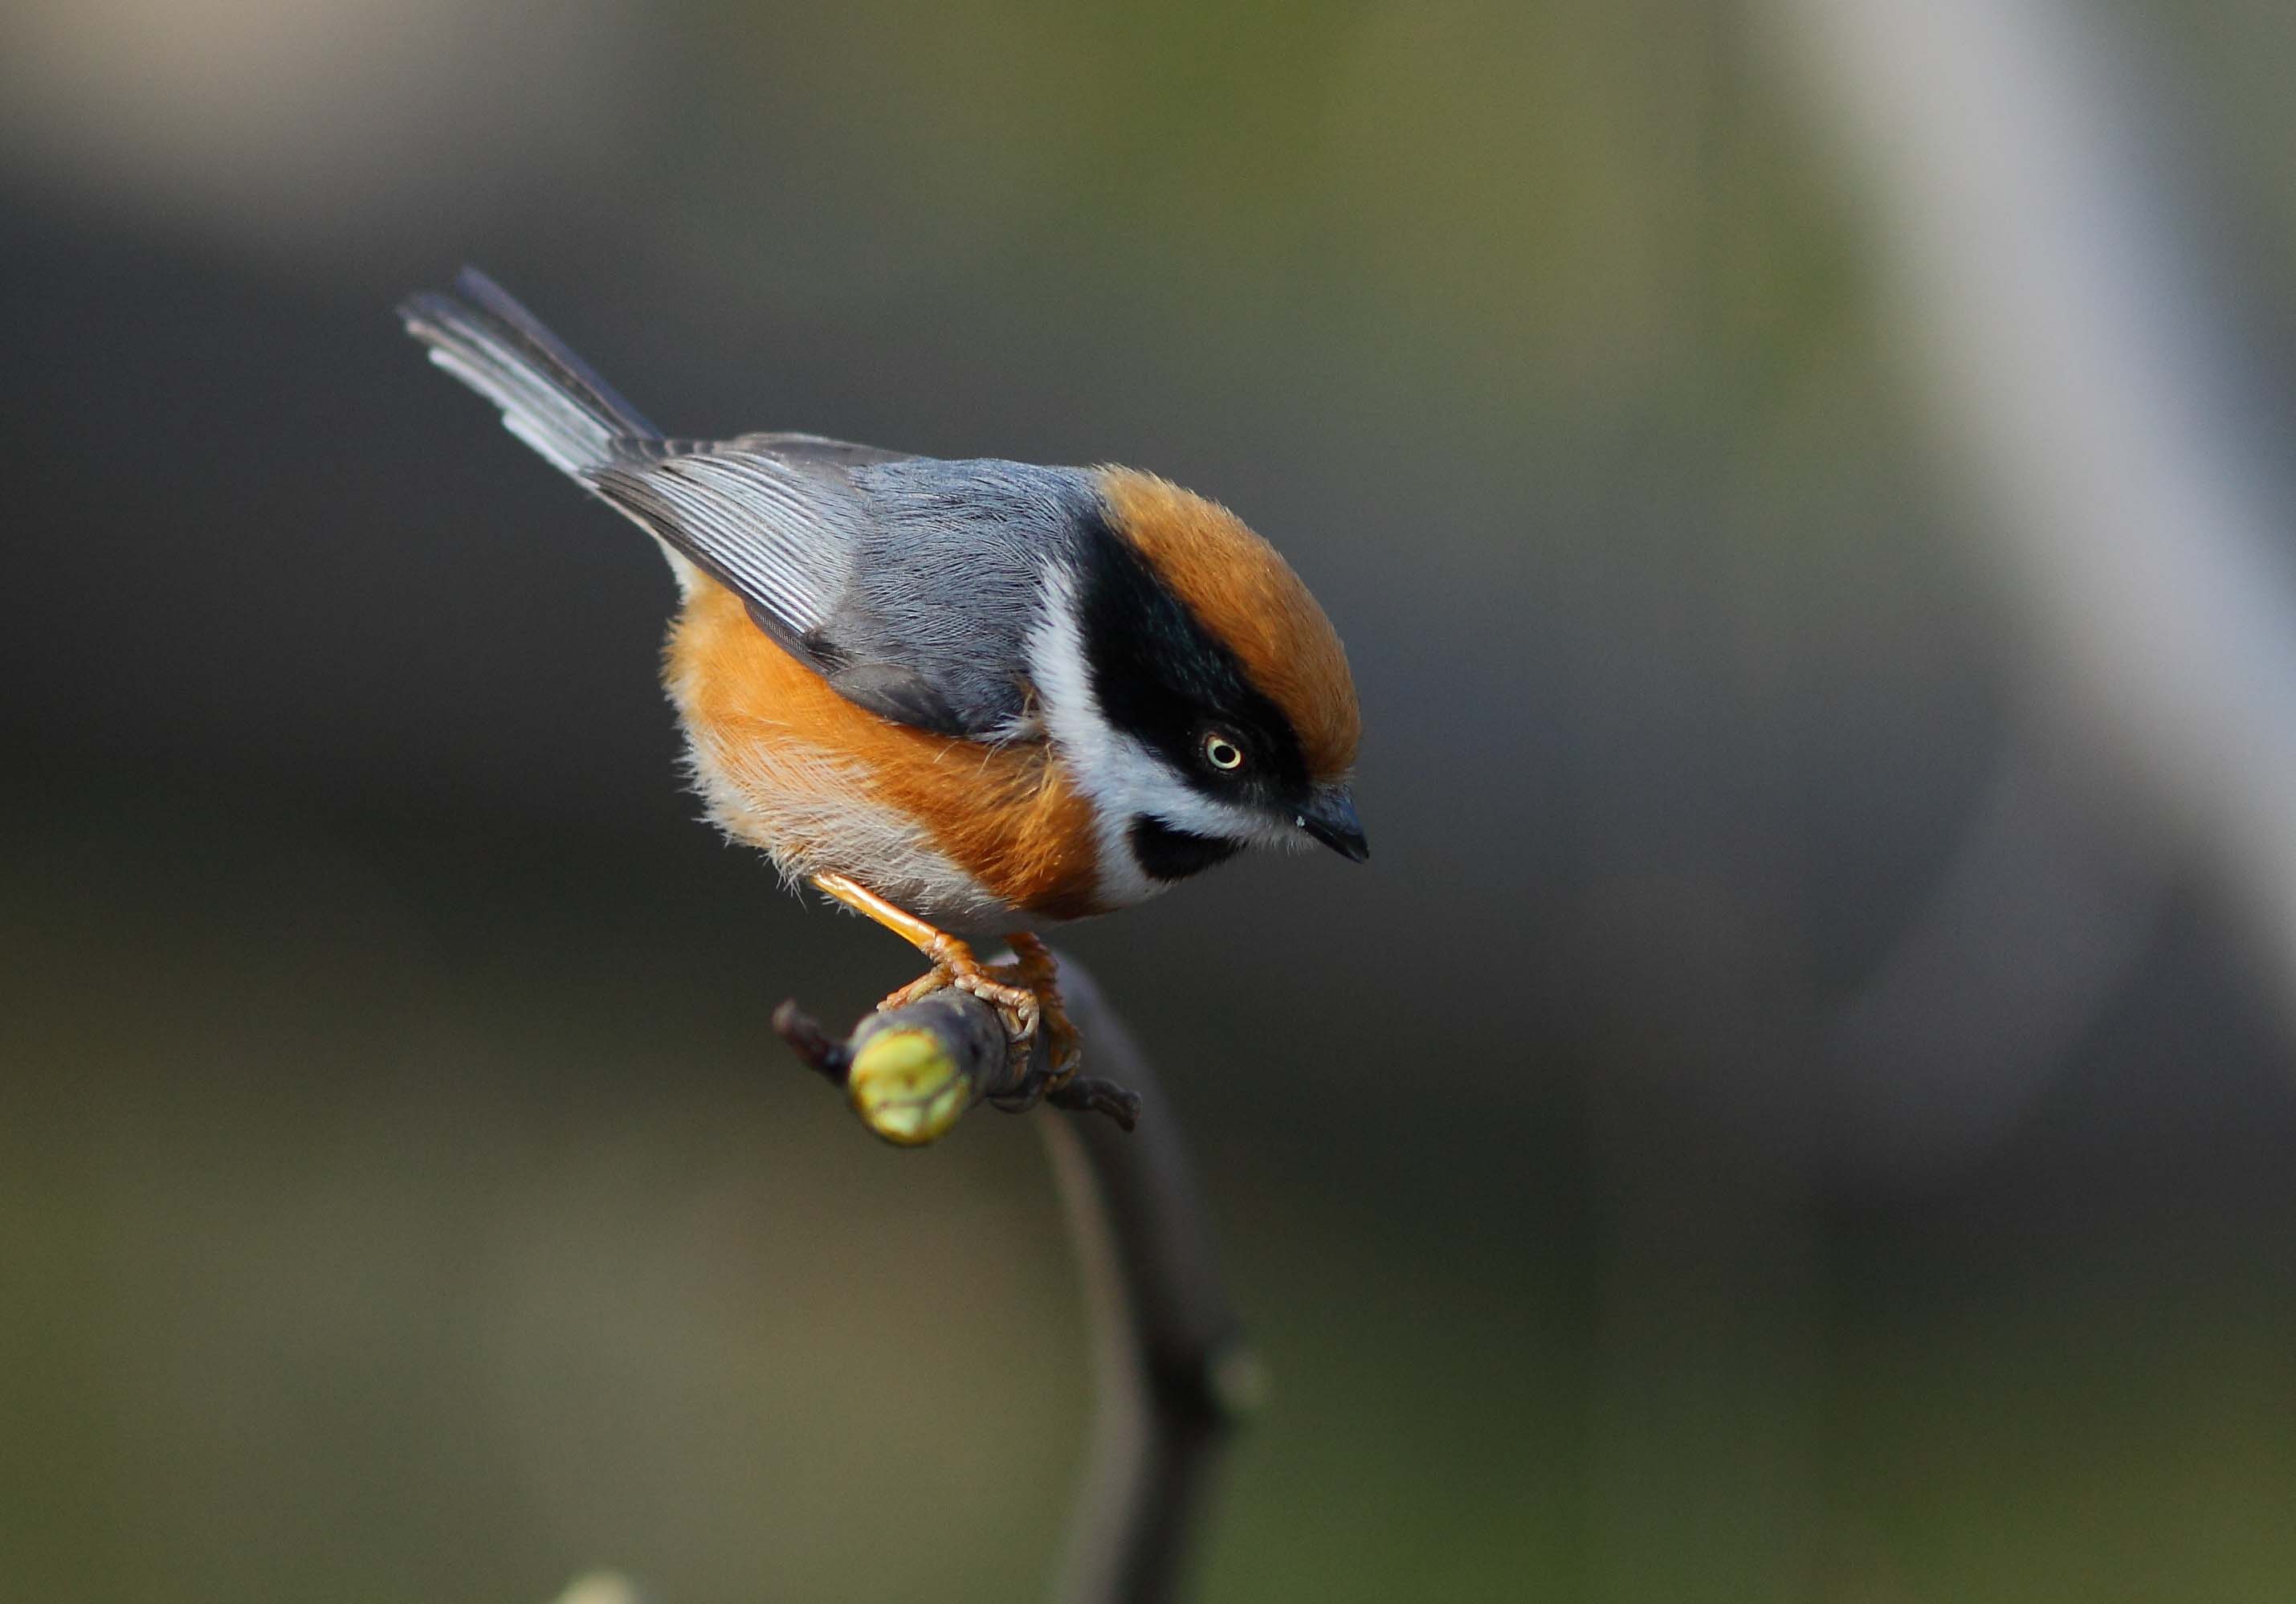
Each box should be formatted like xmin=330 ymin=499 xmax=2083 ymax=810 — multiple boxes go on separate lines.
xmin=1030 ymin=467 xmax=1365 ymax=904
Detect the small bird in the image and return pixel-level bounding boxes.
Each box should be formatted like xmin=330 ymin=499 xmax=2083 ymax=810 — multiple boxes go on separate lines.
xmin=400 ymin=269 xmax=1366 ymax=1084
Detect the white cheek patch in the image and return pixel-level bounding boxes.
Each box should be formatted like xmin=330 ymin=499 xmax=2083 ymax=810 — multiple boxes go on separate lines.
xmin=1027 ymin=567 xmax=1297 ymax=908
xmin=1134 ymin=776 xmax=1303 ymax=851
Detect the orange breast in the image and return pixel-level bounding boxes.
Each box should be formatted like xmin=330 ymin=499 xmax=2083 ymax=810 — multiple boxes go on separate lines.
xmin=663 ymin=578 xmax=1105 ymax=922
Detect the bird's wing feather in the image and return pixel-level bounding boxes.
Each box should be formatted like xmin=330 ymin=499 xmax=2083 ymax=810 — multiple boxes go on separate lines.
xmin=585 ymin=449 xmax=1087 ymax=739
xmin=727 ymin=431 xmax=920 ymax=467
xmin=402 ymin=270 xmax=1069 ymax=740
xmin=586 ymin=451 xmax=852 ymax=643
xmin=585 ymin=448 xmax=978 ymax=733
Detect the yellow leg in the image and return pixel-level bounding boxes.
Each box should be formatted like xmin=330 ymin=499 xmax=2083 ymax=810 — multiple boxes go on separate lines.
xmin=813 ymin=871 xmax=961 ymax=955
xmin=812 ymin=873 xmax=1041 ymax=1041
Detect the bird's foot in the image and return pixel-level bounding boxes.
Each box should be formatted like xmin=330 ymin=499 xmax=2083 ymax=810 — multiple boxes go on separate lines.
xmin=1005 ymin=933 xmax=1083 ymax=1093
xmin=874 ymin=933 xmax=1082 ymax=1099
xmin=814 ymin=874 xmax=1085 ymax=1096
xmin=878 ymin=935 xmax=1041 ymax=1051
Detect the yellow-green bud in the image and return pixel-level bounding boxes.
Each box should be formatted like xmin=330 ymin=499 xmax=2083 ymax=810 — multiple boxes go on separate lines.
xmin=848 ymin=1026 xmax=973 ymax=1145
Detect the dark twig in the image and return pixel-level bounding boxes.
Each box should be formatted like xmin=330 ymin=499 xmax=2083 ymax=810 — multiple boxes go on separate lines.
xmin=773 ymin=957 xmax=1250 ymax=1601
xmin=772 ymin=980 xmax=1139 ymax=1145
xmin=769 ymin=1001 xmax=852 ymax=1084
xmin=1038 ymin=962 xmax=1254 ymax=1604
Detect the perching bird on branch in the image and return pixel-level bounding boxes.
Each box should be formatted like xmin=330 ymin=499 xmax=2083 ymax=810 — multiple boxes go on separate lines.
xmin=399 ymin=269 xmax=1368 ymax=1084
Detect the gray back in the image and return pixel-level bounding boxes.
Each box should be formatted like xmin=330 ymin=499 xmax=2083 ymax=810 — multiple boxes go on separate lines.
xmin=835 ymin=459 xmax=1099 ymax=737
xmin=589 ymin=447 xmax=1097 ymax=737
xmin=401 ymin=271 xmax=1097 ymax=741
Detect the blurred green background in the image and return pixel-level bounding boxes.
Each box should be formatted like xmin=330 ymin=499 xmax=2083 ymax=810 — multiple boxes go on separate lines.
xmin=6 ymin=2 xmax=2296 ymax=1600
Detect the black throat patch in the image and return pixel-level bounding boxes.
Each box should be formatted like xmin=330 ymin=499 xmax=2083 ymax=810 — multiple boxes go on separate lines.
xmin=1128 ymin=815 xmax=1245 ymax=884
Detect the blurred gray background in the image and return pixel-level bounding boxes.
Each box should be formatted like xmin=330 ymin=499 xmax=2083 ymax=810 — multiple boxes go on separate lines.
xmin=6 ymin=2 xmax=2296 ymax=1600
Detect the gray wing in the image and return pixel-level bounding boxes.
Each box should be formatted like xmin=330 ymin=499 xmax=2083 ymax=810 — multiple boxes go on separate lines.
xmin=726 ymin=431 xmax=918 ymax=469
xmin=401 ymin=271 xmax=1090 ymax=739
xmin=587 ymin=448 xmax=1098 ymax=739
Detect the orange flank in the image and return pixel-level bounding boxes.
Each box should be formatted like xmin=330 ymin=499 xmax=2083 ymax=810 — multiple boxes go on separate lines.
xmin=664 ymin=576 xmax=1106 ymax=921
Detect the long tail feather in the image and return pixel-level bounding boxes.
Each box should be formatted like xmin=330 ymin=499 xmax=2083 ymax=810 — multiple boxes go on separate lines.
xmin=398 ymin=267 xmax=660 ymax=476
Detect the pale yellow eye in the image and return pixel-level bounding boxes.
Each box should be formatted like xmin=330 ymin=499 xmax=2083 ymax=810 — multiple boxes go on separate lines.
xmin=1202 ymin=733 xmax=1246 ymax=772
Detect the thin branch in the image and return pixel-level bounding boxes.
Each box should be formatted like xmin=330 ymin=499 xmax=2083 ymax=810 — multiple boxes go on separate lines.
xmin=1038 ymin=962 xmax=1256 ymax=1604
xmin=773 ymin=958 xmax=1253 ymax=1602
xmin=773 ymin=982 xmax=1139 ymax=1146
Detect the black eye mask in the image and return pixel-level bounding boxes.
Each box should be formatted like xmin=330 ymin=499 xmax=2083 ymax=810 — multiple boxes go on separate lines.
xmin=1073 ymin=506 xmax=1311 ymax=805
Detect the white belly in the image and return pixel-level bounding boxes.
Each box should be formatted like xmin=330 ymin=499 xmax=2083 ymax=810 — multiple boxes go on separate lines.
xmin=680 ymin=720 xmax=1040 ymax=937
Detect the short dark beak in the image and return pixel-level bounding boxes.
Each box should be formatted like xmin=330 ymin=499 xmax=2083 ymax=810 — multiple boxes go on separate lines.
xmin=1296 ymin=787 xmax=1370 ymax=863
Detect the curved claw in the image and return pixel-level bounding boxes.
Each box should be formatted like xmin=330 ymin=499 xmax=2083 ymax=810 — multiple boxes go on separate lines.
xmin=874 ymin=940 xmax=1083 ymax=1089
xmin=879 ymin=949 xmax=1036 ymax=1046
xmin=821 ymin=874 xmax=1084 ymax=1082
xmin=952 ymin=965 xmax=1040 ymax=1043
xmin=1004 ymin=934 xmax=1079 ymax=1084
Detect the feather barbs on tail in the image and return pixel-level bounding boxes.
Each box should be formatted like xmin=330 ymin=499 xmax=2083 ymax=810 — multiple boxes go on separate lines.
xmin=398 ymin=267 xmax=660 ymax=476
